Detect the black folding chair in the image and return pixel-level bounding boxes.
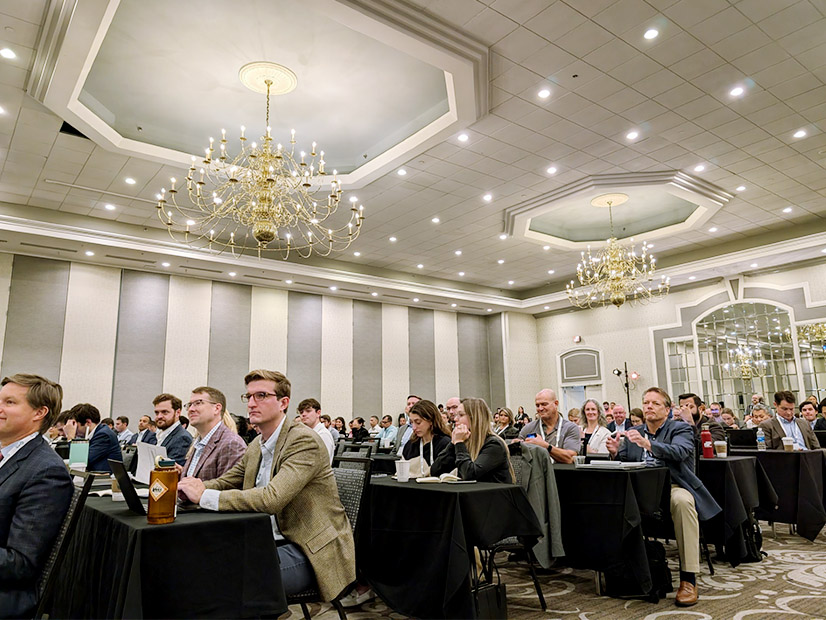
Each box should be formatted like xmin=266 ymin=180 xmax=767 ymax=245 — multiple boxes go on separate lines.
xmin=34 ymin=470 xmax=95 ymax=619
xmin=336 ymin=442 xmax=373 ymax=459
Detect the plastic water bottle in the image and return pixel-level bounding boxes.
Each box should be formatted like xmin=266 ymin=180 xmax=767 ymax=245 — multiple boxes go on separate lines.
xmin=756 ymin=428 xmax=766 ymax=451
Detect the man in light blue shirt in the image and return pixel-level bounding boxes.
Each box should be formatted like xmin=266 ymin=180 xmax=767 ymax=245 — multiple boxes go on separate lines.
xmin=376 ymin=415 xmax=397 ymax=448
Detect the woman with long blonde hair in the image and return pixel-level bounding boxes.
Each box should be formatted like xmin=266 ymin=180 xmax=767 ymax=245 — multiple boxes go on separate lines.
xmin=432 ymin=397 xmax=514 ymax=483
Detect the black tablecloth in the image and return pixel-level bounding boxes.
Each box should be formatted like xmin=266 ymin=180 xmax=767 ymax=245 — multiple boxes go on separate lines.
xmin=371 ymin=454 xmax=399 ymax=474
xmin=553 ymin=465 xmax=670 ymax=595
xmin=48 ymin=497 xmax=286 ymax=618
xmin=697 ymin=455 xmax=778 ymax=565
xmin=731 ymin=449 xmax=826 ymax=541
xmin=362 ymin=478 xmax=541 ymax=619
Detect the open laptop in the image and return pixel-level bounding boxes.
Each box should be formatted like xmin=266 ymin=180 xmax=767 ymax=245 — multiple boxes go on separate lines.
xmin=109 ymin=459 xmax=148 ymax=515
xmin=727 ymin=428 xmax=757 ymax=448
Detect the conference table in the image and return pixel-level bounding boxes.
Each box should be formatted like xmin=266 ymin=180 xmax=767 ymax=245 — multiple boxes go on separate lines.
xmin=553 ymin=464 xmax=670 ymax=597
xmin=697 ymin=455 xmax=778 ymax=565
xmin=48 ymin=497 xmax=286 ymax=619
xmin=370 ymin=453 xmax=399 ymax=474
xmin=730 ymin=448 xmax=826 ymax=541
xmin=362 ymin=476 xmax=541 ymax=619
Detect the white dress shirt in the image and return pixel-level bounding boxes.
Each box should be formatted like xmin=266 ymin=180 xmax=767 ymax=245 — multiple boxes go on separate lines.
xmin=312 ymin=422 xmax=335 ymax=463
xmin=155 ymin=420 xmax=180 ymax=445
xmin=778 ymin=416 xmax=807 ymax=450
xmin=0 ymin=432 xmax=40 ymax=469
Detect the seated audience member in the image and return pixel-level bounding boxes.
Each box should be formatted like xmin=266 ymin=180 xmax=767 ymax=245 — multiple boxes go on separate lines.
xmin=100 ymin=417 xmax=115 ymax=430
xmin=579 ymin=399 xmax=611 ymax=454
xmin=320 ymin=414 xmax=339 ymax=441
xmin=750 ymin=404 xmax=770 ymax=426
xmin=807 ymin=394 xmax=819 ymax=407
xmin=128 ymin=415 xmax=157 ymax=445
xmin=402 ymin=400 xmax=451 ymax=467
xmin=759 ymin=391 xmax=818 ymax=450
xmin=47 ymin=410 xmax=72 ymax=446
xmin=630 ymin=408 xmax=644 ymax=426
xmin=605 ymin=411 xmax=614 ymax=425
xmin=65 ymin=403 xmax=121 ymax=472
xmin=493 ymin=407 xmax=519 ymax=440
xmin=397 ymin=413 xmax=406 ymax=427
xmin=376 ymin=414 xmax=397 ymax=447
xmin=607 ymin=387 xmax=721 ymax=607
xmin=181 ymin=387 xmax=247 ymax=480
xmin=801 ymin=400 xmax=826 ymax=431
xmin=333 ymin=416 xmax=346 ymax=437
xmin=153 ymin=393 xmax=193 ymax=466
xmin=0 ymin=374 xmax=74 ymax=618
xmin=720 ymin=408 xmax=741 ymax=429
xmin=567 ymin=407 xmax=580 ymax=424
xmin=432 ymin=398 xmax=514 ymax=482
xmin=350 ymin=417 xmax=370 ymax=442
xmin=230 ymin=413 xmax=259 ymax=445
xmin=445 ymin=397 xmax=460 ymax=425
xmin=677 ymin=393 xmax=725 ymax=443
xmin=707 ymin=402 xmax=723 ymax=424
xmin=179 ymin=370 xmax=355 ymax=600
xmin=394 ymin=395 xmax=421 ymax=455
xmin=518 ymin=389 xmax=580 ymax=464
xmin=114 ymin=415 xmax=133 ymax=443
xmin=367 ymin=415 xmax=381 ymax=438
xmin=607 ymin=404 xmax=632 ymax=433
xmin=147 ymin=419 xmax=158 ymax=433
xmin=297 ymin=398 xmax=334 ymax=463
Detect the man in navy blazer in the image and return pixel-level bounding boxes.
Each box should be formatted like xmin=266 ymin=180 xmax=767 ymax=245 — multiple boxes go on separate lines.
xmin=153 ymin=393 xmax=193 ymax=466
xmin=66 ymin=403 xmax=122 ymax=472
xmin=0 ymin=373 xmax=73 ymax=618
xmin=607 ymin=387 xmax=721 ymax=608
xmin=127 ymin=414 xmax=157 ymax=445
xmin=606 ymin=404 xmax=632 ymax=433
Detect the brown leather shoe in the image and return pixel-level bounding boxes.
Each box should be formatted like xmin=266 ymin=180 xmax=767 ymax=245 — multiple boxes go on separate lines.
xmin=675 ymin=581 xmax=698 ymax=606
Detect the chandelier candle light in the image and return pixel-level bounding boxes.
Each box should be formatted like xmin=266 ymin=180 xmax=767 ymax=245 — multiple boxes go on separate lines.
xmin=566 ymin=193 xmax=670 ymax=309
xmin=157 ymin=62 xmax=364 ymax=258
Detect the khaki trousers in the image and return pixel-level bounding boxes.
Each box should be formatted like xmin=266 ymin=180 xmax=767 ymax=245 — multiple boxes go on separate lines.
xmin=670 ymin=484 xmax=700 ymax=573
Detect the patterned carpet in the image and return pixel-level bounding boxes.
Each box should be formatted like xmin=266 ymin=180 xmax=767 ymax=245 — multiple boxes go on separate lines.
xmin=286 ymin=524 xmax=826 ymax=619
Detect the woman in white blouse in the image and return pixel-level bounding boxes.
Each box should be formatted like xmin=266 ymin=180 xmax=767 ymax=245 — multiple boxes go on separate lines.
xmin=578 ymin=398 xmax=611 ymax=454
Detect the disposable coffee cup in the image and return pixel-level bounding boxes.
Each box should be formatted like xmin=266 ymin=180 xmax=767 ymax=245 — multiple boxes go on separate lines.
xmin=713 ymin=441 xmax=727 ymax=458
xmin=395 ymin=459 xmax=411 ymax=482
xmin=782 ymin=437 xmax=794 ymax=452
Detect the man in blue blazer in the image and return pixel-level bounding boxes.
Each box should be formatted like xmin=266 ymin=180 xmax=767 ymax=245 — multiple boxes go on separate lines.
xmin=153 ymin=393 xmax=192 ymax=466
xmin=0 ymin=373 xmax=73 ymax=618
xmin=607 ymin=387 xmax=721 ymax=608
xmin=127 ymin=414 xmax=157 ymax=445
xmin=66 ymin=403 xmax=122 ymax=472
xmin=606 ymin=404 xmax=633 ymax=433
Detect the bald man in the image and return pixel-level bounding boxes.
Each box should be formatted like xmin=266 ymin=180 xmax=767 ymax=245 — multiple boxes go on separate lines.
xmin=444 ymin=397 xmax=460 ymax=424
xmin=518 ymin=389 xmax=580 ymax=463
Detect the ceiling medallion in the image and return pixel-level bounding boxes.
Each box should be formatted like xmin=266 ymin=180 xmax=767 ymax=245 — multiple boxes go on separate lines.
xmin=566 ymin=193 xmax=670 ymax=309
xmin=156 ymin=62 xmax=363 ymax=258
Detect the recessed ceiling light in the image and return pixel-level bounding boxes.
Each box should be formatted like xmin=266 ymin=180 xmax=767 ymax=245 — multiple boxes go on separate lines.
xmin=688 ymin=276 xmax=696 ymax=280
xmin=508 ymin=280 xmax=514 ymax=285
xmin=413 ymin=298 xmax=419 ymax=302
xmin=538 ymin=88 xmax=551 ymax=99
xmin=458 ymin=133 xmax=469 ymax=142
xmin=389 ymin=236 xmax=397 ymax=242
xmin=498 ymin=233 xmax=507 ymax=240
xmin=709 ymin=227 xmax=718 ymax=232
xmin=0 ymin=48 xmax=16 ymax=59
xmin=329 ymin=286 xmax=337 ymax=291
xmin=482 ymin=193 xmax=492 ymax=202
xmin=458 ymin=271 xmax=465 ymax=276
xmin=547 ymin=270 xmax=555 ymax=275
xmin=285 ymin=279 xmax=293 ymax=284
xmin=735 ymin=185 xmax=746 ymax=192
xmin=543 ymin=245 xmax=550 ymax=251
xmin=793 ymin=129 xmax=807 ymax=138
xmin=455 ymin=250 xmax=462 ymax=256
xmin=228 ymin=272 xmax=237 ymax=277
xmin=451 ymin=303 xmax=457 ymax=308
xmin=124 ymin=177 xmax=136 ymax=185
xmin=353 ymin=251 xmax=361 ymax=257
xmin=497 ymin=259 xmax=505 ymax=264
xmin=486 ymin=308 xmax=493 ymax=312
xmin=643 ymin=29 xmax=659 ymax=40
xmin=729 ymin=86 xmax=744 ymax=97
xmin=431 ymin=217 xmax=440 ymax=224
xmin=371 ymin=292 xmax=378 ymax=297
xmin=161 ymin=262 xmax=170 ymax=267
xmin=397 ymin=169 xmax=407 ymax=176
xmin=783 ymin=207 xmax=792 ymax=213
xmin=694 ymin=164 xmax=705 ymax=172
xmin=750 ymin=263 xmax=758 ymax=268
xmin=626 ymin=131 xmax=639 ymax=141
xmin=104 ymin=203 xmax=116 ymax=211
xmin=546 ymin=166 xmax=558 ymax=175
xmin=543 ymin=305 xmax=550 ymax=310
xmin=85 ymin=250 xmax=94 ymax=256
xmin=417 ymin=264 xmax=423 ymax=269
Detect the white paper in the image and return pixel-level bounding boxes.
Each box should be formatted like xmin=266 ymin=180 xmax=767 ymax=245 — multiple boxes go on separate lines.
xmin=135 ymin=442 xmax=168 ymax=484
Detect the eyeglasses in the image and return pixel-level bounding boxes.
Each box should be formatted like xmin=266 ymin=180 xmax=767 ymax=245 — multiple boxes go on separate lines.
xmin=241 ymin=391 xmax=279 ymax=403
xmin=184 ymin=399 xmax=216 ymax=411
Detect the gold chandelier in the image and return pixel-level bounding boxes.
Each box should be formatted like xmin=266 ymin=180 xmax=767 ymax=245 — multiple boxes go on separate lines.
xmin=566 ymin=194 xmax=670 ymax=309
xmin=723 ymin=346 xmax=767 ymax=379
xmin=797 ymin=322 xmax=826 ymax=344
xmin=156 ymin=62 xmax=364 ymax=258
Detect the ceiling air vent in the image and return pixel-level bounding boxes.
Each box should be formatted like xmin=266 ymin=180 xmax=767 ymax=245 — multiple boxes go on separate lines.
xmin=59 ymin=122 xmax=90 ymax=139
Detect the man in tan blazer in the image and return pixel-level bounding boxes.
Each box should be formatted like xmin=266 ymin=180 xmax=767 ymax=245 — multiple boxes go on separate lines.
xmin=759 ymin=390 xmax=819 ymax=451
xmin=179 ymin=370 xmax=355 ymax=601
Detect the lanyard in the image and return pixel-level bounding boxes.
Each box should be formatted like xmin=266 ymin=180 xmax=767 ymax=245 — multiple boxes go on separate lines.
xmin=539 ymin=419 xmax=562 ymax=447
xmin=419 ymin=438 xmax=432 ymax=465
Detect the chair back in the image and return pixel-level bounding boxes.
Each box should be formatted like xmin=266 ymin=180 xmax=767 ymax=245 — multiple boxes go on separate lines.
xmin=35 ymin=470 xmax=95 ymax=618
xmin=338 ymin=442 xmax=373 ymax=459
xmin=332 ymin=458 xmax=372 ymax=534
xmin=816 ymin=430 xmax=826 ymax=449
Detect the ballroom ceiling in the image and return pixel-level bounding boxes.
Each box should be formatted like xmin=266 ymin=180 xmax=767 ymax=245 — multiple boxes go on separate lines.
xmin=0 ymin=0 xmax=825 ymax=314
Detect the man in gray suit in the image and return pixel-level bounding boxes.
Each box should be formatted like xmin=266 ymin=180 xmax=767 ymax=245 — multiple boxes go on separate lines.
xmin=760 ymin=390 xmax=819 ymax=450
xmin=0 ymin=374 xmax=73 ymax=618
xmin=394 ymin=394 xmax=421 ymax=455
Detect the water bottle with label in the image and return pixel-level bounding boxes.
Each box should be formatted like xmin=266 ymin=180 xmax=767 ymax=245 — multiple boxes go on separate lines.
xmin=756 ymin=428 xmax=766 ymax=451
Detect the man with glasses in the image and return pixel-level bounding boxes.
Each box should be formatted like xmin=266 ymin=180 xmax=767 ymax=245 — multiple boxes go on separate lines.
xmin=178 ymin=370 xmax=355 ymax=601
xmin=180 ymin=386 xmax=246 ymax=481
xmin=153 ymin=393 xmax=193 ymax=466
xmin=759 ymin=391 xmax=818 ymax=450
